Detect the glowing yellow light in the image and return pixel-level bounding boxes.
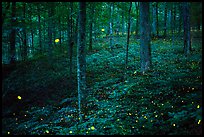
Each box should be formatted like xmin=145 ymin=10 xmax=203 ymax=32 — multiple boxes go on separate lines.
xmin=173 ymin=124 xmax=176 ymax=126
xmin=55 ymin=39 xmax=60 ymax=43
xmin=117 ymin=119 xmax=120 ymax=121
xmin=136 ymin=120 xmax=138 ymax=122
xmin=192 ymin=88 xmax=194 ymax=90
xmin=45 ymin=130 xmax=49 ymax=134
xmin=91 ymin=126 xmax=95 ymax=130
xmin=134 ymin=71 xmax=137 ymax=74
xmin=151 ymin=120 xmax=153 ymax=122
xmin=142 ymin=125 xmax=145 ymax=128
xmin=8 ymin=132 xmax=10 ymax=134
xmin=155 ymin=115 xmax=158 ymax=118
xmin=129 ymin=113 xmax=132 ymax=115
xmin=198 ymin=120 xmax=201 ymax=124
xmin=197 ymin=105 xmax=200 ymax=109
xmin=101 ymin=28 xmax=105 ymax=32
xmin=69 ymin=131 xmax=72 ymax=134
xmin=144 ymin=116 xmax=147 ymax=119
xmin=86 ymin=131 xmax=89 ymax=133
xmin=17 ymin=96 xmax=22 ymax=100
xmin=192 ymin=102 xmax=194 ymax=104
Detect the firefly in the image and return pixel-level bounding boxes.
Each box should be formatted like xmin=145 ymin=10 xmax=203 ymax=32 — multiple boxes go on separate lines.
xmin=55 ymin=39 xmax=60 ymax=43
xmin=17 ymin=96 xmax=22 ymax=100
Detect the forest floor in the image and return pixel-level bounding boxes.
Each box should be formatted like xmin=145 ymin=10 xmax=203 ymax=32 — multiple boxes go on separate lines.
xmin=2 ymin=32 xmax=202 ymax=135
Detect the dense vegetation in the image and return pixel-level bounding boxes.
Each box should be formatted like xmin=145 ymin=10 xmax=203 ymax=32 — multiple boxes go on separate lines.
xmin=2 ymin=2 xmax=202 ymax=135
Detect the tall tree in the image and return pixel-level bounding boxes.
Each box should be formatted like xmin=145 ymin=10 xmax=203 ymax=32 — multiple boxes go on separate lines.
xmin=139 ymin=2 xmax=151 ymax=73
xmin=48 ymin=3 xmax=54 ymax=58
xmin=183 ymin=2 xmax=191 ymax=56
xmin=163 ymin=2 xmax=167 ymax=38
xmin=125 ymin=2 xmax=132 ymax=69
xmin=77 ymin=2 xmax=87 ymax=122
xmin=88 ymin=3 xmax=95 ymax=51
xmin=135 ymin=2 xmax=139 ymax=38
xmin=152 ymin=2 xmax=157 ymax=38
xmin=37 ymin=3 xmax=42 ymax=53
xmin=10 ymin=2 xmax=17 ymax=64
xmin=69 ymin=2 xmax=74 ymax=85
xmin=109 ymin=2 xmax=114 ymax=52
xmin=23 ymin=2 xmax=27 ymax=60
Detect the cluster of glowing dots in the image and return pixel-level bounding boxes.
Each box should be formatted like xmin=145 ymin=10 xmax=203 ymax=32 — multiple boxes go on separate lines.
xmin=17 ymin=96 xmax=22 ymax=100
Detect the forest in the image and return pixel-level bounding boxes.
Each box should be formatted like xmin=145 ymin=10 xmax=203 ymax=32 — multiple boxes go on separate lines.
xmin=2 ymin=2 xmax=202 ymax=135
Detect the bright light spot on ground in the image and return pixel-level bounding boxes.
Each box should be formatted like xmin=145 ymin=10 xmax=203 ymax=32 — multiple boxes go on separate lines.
xmin=91 ymin=126 xmax=95 ymax=130
xmin=69 ymin=131 xmax=72 ymax=134
xmin=101 ymin=28 xmax=105 ymax=32
xmin=197 ymin=105 xmax=200 ymax=109
xmin=8 ymin=132 xmax=10 ymax=134
xmin=173 ymin=124 xmax=176 ymax=126
xmin=136 ymin=120 xmax=138 ymax=122
xmin=45 ymin=130 xmax=49 ymax=133
xmin=17 ymin=96 xmax=22 ymax=100
xmin=198 ymin=120 xmax=201 ymax=124
xmin=55 ymin=39 xmax=60 ymax=43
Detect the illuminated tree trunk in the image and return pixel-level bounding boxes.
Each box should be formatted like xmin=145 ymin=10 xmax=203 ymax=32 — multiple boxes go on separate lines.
xmin=77 ymin=2 xmax=86 ymax=122
xmin=140 ymin=2 xmax=152 ymax=73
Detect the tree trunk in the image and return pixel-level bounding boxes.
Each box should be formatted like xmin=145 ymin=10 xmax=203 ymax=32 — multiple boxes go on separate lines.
xmin=48 ymin=3 xmax=54 ymax=58
xmin=163 ymin=2 xmax=167 ymax=38
xmin=140 ymin=2 xmax=151 ymax=73
xmin=109 ymin=3 xmax=113 ymax=52
xmin=23 ymin=2 xmax=27 ymax=60
xmin=37 ymin=4 xmax=42 ymax=53
xmin=178 ymin=3 xmax=182 ymax=35
xmin=135 ymin=2 xmax=139 ymax=38
xmin=183 ymin=2 xmax=191 ymax=56
xmin=125 ymin=2 xmax=132 ymax=69
xmin=10 ymin=2 xmax=16 ymax=64
xmin=88 ymin=3 xmax=94 ymax=51
xmin=152 ymin=2 xmax=157 ymax=37
xmin=156 ymin=2 xmax=159 ymax=37
xmin=77 ymin=2 xmax=87 ymax=122
xmin=122 ymin=10 xmax=125 ymax=36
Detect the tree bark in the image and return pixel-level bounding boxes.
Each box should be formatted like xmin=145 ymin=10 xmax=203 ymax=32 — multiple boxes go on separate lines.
xmin=37 ymin=3 xmax=42 ymax=53
xmin=23 ymin=2 xmax=27 ymax=60
xmin=163 ymin=2 xmax=167 ymax=38
xmin=183 ymin=2 xmax=191 ymax=56
xmin=10 ymin=2 xmax=16 ymax=64
xmin=77 ymin=2 xmax=87 ymax=122
xmin=109 ymin=2 xmax=113 ymax=52
xmin=140 ymin=2 xmax=151 ymax=73
xmin=135 ymin=2 xmax=139 ymax=38
xmin=125 ymin=2 xmax=132 ymax=69
xmin=88 ymin=3 xmax=94 ymax=51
